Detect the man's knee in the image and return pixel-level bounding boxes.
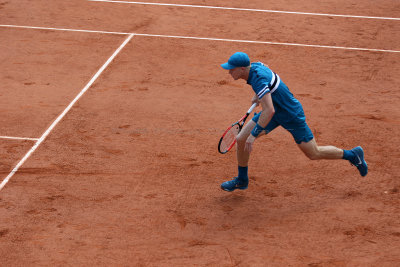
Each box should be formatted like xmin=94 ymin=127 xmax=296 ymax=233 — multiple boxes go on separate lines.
xmin=298 ymin=139 xmax=320 ymax=160
xmin=236 ymin=134 xmax=247 ymax=145
xmin=306 ymin=152 xmax=320 ymax=160
xmin=236 ymin=121 xmax=256 ymax=145
xmin=300 ymin=144 xmax=320 ymax=160
xmin=304 ymin=149 xmax=321 ymax=160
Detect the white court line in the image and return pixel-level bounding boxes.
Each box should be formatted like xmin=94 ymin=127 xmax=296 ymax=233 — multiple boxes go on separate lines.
xmin=0 ymin=136 xmax=39 ymax=141
xmin=0 ymin=24 xmax=130 ymax=35
xmin=134 ymin=33 xmax=400 ymax=53
xmin=88 ymin=0 xmax=400 ymax=21
xmin=0 ymin=33 xmax=134 ymax=191
xmin=1 ymin=24 xmax=399 ymax=53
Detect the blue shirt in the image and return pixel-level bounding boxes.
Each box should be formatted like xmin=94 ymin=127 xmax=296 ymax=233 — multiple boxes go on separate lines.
xmin=247 ymin=62 xmax=303 ymax=123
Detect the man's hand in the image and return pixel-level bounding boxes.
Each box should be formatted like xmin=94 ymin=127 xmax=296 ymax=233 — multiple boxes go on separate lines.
xmin=251 ymin=94 xmax=260 ymax=106
xmin=245 ymin=134 xmax=256 ymax=153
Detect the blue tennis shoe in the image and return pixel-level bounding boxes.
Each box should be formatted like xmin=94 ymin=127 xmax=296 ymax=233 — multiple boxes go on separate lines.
xmin=350 ymin=146 xmax=368 ymax=177
xmin=221 ymin=176 xmax=248 ymax=192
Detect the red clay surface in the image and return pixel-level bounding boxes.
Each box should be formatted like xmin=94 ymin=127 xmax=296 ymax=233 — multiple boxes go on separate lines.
xmin=0 ymin=0 xmax=399 ymax=266
xmin=0 ymin=28 xmax=126 ymax=137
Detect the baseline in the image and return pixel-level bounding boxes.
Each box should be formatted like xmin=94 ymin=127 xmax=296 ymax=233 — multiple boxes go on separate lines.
xmin=88 ymin=0 xmax=400 ymax=21
xmin=0 ymin=136 xmax=39 ymax=141
xmin=1 ymin=24 xmax=399 ymax=53
xmin=0 ymin=34 xmax=135 ymax=191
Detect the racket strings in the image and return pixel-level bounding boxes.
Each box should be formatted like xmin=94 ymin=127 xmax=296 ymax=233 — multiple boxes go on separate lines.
xmin=220 ymin=124 xmax=240 ymax=152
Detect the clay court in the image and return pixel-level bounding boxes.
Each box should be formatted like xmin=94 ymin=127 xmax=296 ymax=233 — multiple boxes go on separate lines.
xmin=1 ymin=0 xmax=399 ymax=266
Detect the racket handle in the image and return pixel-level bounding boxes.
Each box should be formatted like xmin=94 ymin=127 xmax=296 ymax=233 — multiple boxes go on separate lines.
xmin=247 ymin=102 xmax=257 ymax=114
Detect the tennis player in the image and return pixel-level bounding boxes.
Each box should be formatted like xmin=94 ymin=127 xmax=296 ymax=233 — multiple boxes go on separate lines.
xmin=220 ymin=52 xmax=368 ymax=192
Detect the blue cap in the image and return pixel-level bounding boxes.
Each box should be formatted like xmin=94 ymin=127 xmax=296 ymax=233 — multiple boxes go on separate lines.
xmin=221 ymin=52 xmax=250 ymax=70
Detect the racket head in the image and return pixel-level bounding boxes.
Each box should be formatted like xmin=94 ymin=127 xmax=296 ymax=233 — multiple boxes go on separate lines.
xmin=218 ymin=123 xmax=240 ymax=154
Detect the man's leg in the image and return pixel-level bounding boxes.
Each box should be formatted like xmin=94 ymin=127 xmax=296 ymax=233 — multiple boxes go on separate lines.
xmin=220 ymin=121 xmax=257 ymax=192
xmin=297 ymin=138 xmax=343 ymax=160
xmin=297 ymin=138 xmax=368 ymax=176
xmin=236 ymin=120 xmax=258 ymax=167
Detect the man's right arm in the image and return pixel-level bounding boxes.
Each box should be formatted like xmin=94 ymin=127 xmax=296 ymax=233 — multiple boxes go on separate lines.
xmin=251 ymin=94 xmax=260 ymax=106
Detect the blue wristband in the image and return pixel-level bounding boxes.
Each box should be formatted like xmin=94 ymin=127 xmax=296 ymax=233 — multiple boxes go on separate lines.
xmin=251 ymin=123 xmax=265 ymax=137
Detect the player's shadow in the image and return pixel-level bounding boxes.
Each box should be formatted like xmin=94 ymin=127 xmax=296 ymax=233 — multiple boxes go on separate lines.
xmin=215 ymin=193 xmax=262 ymax=215
xmin=217 ymin=193 xmax=247 ymax=205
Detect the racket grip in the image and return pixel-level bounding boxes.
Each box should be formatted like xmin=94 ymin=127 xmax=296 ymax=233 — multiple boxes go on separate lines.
xmin=247 ymin=102 xmax=257 ymax=114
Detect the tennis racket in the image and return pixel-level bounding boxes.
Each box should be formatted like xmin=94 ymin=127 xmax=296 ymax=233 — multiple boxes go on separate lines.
xmin=218 ymin=103 xmax=257 ymax=154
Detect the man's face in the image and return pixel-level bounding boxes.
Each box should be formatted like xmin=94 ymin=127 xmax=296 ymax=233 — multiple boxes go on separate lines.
xmin=229 ymin=67 xmax=243 ymax=80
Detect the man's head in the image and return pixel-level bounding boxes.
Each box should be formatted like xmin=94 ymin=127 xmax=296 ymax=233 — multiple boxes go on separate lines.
xmin=221 ymin=52 xmax=251 ymax=80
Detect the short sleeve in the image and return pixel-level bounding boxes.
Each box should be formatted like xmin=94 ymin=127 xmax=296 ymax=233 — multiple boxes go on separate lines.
xmin=257 ymin=84 xmax=271 ymax=99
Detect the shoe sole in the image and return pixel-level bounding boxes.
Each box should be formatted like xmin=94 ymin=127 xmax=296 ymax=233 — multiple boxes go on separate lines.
xmin=221 ymin=186 xmax=248 ymax=192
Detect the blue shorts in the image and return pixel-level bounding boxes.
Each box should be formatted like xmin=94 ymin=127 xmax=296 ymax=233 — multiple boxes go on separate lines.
xmin=252 ymin=110 xmax=314 ymax=144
